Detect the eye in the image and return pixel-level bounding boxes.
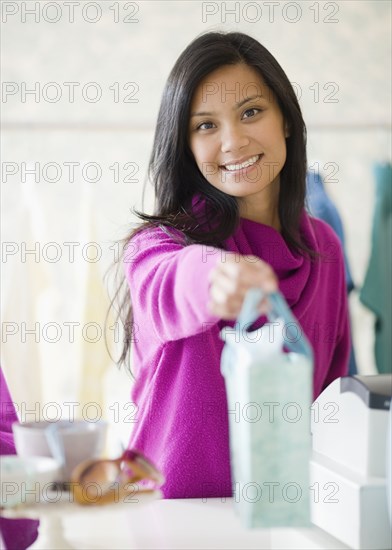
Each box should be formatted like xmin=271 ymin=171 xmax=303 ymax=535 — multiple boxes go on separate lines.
xmin=242 ymin=107 xmax=262 ymax=119
xmin=196 ymin=121 xmax=215 ymax=131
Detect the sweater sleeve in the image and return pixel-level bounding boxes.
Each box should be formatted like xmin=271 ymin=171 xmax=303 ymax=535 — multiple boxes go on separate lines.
xmin=0 ymin=367 xmax=18 ymax=455
xmin=124 ymin=226 xmax=222 ymax=343
xmin=0 ymin=368 xmax=40 ymax=550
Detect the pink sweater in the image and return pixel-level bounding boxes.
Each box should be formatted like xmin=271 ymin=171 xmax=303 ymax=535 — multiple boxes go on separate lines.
xmin=0 ymin=368 xmax=39 ymax=549
xmin=124 ymin=210 xmax=350 ymax=499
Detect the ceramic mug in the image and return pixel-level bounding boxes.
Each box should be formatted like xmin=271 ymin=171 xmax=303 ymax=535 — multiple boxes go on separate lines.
xmin=12 ymin=419 xmax=107 ymax=482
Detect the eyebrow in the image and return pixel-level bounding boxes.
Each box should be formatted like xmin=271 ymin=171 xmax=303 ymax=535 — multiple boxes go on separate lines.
xmin=190 ymin=94 xmax=264 ymax=118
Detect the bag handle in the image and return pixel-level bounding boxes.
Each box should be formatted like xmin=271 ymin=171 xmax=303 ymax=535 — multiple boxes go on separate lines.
xmin=235 ymin=288 xmax=314 ymax=362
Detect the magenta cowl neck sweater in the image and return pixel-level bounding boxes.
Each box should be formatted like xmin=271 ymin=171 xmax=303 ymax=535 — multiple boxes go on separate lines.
xmin=124 ymin=210 xmax=350 ymax=499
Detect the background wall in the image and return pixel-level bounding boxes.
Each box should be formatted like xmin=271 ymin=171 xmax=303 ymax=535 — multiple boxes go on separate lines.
xmin=1 ymin=0 xmax=391 ymax=449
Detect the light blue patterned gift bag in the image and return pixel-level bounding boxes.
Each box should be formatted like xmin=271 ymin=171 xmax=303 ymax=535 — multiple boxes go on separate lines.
xmin=220 ymin=288 xmax=314 ymax=528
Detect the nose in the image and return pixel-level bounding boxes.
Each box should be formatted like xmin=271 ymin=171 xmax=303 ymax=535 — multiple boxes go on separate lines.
xmin=220 ymin=123 xmax=250 ymax=153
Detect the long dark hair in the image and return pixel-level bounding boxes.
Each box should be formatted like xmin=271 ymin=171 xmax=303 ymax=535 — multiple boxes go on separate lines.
xmin=106 ymin=30 xmax=315 ymax=375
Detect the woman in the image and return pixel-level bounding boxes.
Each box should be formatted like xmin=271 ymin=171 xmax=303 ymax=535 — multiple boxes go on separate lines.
xmin=111 ymin=31 xmax=350 ymax=499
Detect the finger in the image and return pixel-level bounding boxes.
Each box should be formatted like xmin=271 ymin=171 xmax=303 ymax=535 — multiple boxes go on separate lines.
xmin=257 ymin=296 xmax=272 ymax=315
xmin=209 ymin=283 xmax=243 ymax=311
xmin=207 ymin=299 xmax=242 ymax=320
xmin=221 ymin=260 xmax=278 ymax=292
xmin=210 ymin=270 xmax=238 ymax=296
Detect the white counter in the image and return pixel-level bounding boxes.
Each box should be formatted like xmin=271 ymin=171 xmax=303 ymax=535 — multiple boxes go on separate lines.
xmin=18 ymin=494 xmax=350 ymax=549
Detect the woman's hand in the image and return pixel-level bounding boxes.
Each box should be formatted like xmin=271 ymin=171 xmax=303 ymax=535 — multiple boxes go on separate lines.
xmin=207 ymin=253 xmax=278 ymax=320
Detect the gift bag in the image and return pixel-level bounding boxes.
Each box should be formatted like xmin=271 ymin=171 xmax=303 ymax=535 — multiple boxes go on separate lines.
xmin=220 ymin=288 xmax=313 ymax=528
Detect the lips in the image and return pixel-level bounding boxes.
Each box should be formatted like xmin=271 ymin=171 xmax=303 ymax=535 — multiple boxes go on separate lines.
xmin=220 ymin=154 xmax=263 ymax=172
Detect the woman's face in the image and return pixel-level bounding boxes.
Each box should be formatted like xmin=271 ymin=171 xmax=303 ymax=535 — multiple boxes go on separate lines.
xmin=188 ymin=63 xmax=289 ymax=207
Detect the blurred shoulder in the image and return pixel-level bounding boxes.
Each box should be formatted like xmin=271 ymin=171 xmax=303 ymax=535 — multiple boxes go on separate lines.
xmin=129 ymin=223 xmax=186 ymax=245
xmin=305 ymin=213 xmax=345 ymax=266
xmin=306 ymin=213 xmax=342 ymax=246
xmin=123 ymin=223 xmax=187 ymax=263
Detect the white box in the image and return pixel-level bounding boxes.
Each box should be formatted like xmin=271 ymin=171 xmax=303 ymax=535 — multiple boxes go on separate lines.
xmin=311 ymin=377 xmax=390 ymax=478
xmin=310 ymin=451 xmax=391 ymax=550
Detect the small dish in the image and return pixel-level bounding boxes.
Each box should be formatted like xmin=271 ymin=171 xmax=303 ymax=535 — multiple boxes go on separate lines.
xmin=0 ymin=455 xmax=60 ymax=508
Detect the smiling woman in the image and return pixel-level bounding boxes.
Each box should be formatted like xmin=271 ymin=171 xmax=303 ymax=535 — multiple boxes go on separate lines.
xmin=188 ymin=63 xmax=289 ymax=232
xmin=109 ymin=31 xmax=350 ymax=499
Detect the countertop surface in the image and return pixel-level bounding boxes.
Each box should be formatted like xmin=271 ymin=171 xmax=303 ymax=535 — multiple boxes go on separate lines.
xmin=2 ymin=492 xmax=351 ymax=549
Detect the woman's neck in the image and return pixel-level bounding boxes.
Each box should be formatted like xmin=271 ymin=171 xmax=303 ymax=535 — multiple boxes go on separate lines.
xmin=238 ymin=183 xmax=281 ymax=232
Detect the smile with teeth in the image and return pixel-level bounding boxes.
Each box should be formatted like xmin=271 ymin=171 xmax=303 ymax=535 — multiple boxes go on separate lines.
xmin=221 ymin=154 xmax=262 ymax=172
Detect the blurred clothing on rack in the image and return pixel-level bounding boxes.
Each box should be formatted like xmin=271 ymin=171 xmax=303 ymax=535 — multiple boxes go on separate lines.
xmin=360 ymin=162 xmax=392 ymax=374
xmin=306 ymin=170 xmax=357 ymax=376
